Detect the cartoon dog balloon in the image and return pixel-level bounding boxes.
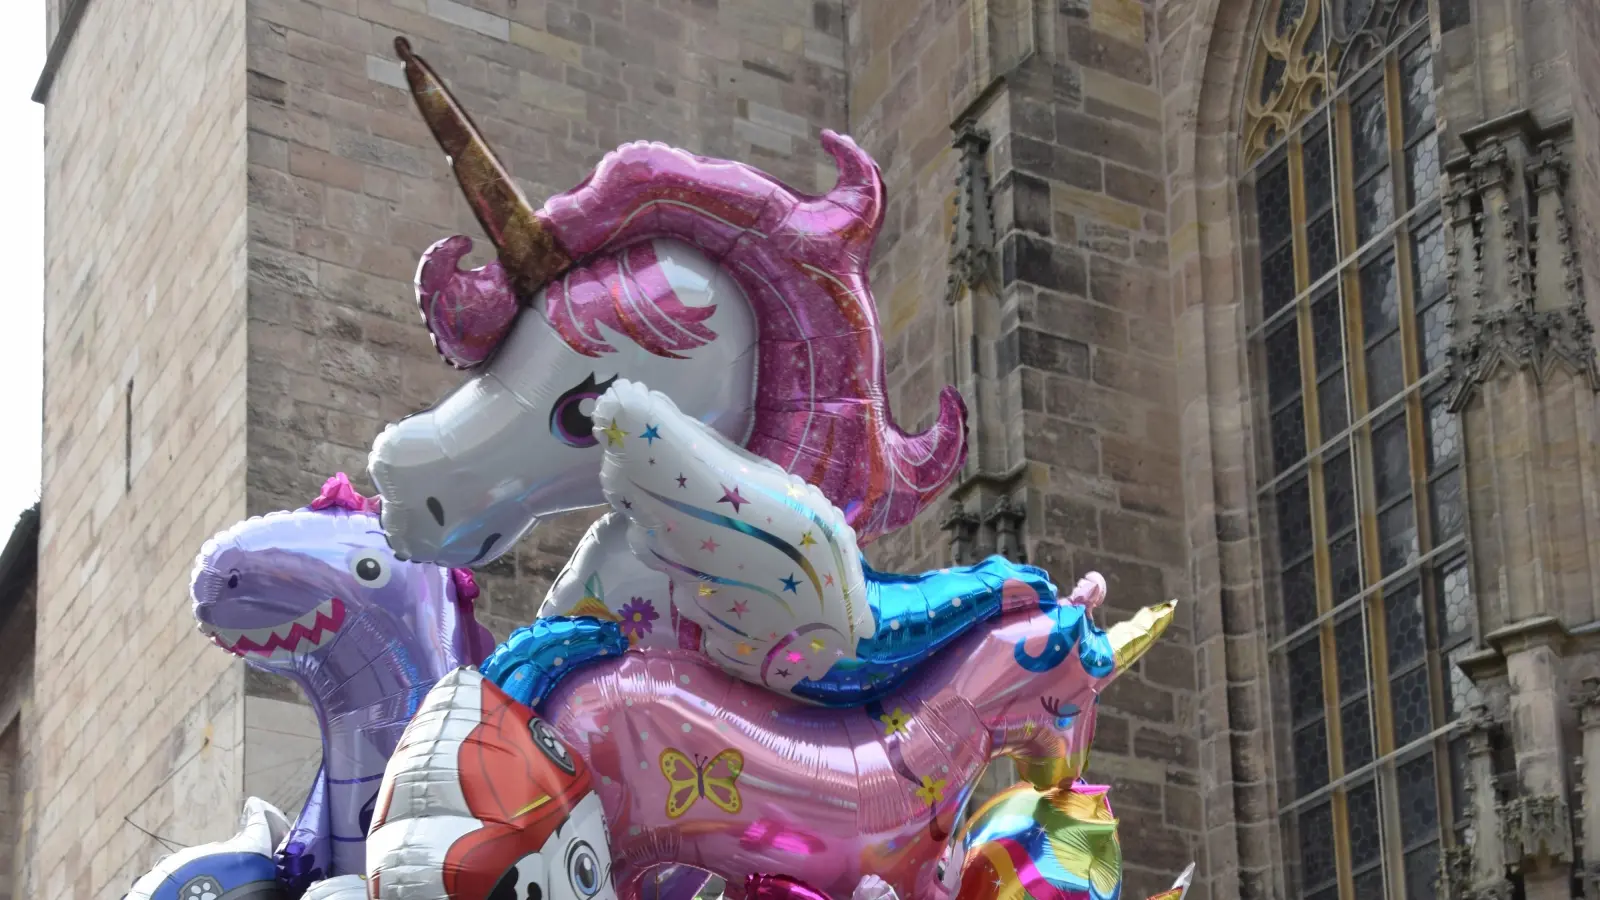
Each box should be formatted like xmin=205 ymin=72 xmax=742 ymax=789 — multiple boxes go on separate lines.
xmin=123 ymin=798 xmax=289 ymax=900
xmin=366 ymin=666 xmax=617 ymax=900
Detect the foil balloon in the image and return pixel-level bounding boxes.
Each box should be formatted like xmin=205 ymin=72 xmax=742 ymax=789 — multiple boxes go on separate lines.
xmin=948 ymin=781 xmax=1122 ymax=900
xmin=369 ymin=39 xmax=967 ymax=570
xmin=943 ymin=783 xmax=1196 ymax=900
xmin=190 ymin=474 xmax=496 ymax=892
xmin=490 ymin=381 xmax=1084 ymax=708
xmin=124 ymin=798 xmax=288 ymax=900
xmin=476 ymin=570 xmax=1174 ymax=899
xmin=302 ymin=876 xmax=370 ymax=900
xmin=365 ymin=667 xmax=617 ymax=900
xmin=744 ymin=874 xmax=899 ymax=900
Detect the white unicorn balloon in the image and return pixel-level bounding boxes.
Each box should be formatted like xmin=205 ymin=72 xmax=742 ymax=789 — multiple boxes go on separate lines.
xmin=368 ymin=41 xmax=967 ymax=573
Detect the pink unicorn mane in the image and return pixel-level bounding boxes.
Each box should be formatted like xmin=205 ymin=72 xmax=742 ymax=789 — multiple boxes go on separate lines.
xmin=416 ymin=133 xmax=968 ymax=544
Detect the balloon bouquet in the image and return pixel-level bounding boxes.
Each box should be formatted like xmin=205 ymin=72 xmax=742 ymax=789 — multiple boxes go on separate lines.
xmin=123 ymin=36 xmax=1194 ymax=900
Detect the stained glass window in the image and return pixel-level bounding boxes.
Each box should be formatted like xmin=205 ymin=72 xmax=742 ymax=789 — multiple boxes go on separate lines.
xmin=1243 ymin=0 xmax=1474 ymax=896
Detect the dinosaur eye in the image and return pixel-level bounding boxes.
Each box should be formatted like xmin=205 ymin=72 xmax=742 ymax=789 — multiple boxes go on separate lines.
xmin=529 ymin=718 xmax=575 ymax=774
xmin=566 ymin=840 xmax=602 ymax=898
xmin=348 ymin=553 xmax=392 ymax=589
xmin=548 ymin=373 xmax=618 ymax=448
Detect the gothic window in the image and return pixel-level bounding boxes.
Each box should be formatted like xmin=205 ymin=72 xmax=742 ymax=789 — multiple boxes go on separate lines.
xmin=1243 ymin=0 xmax=1474 ymax=897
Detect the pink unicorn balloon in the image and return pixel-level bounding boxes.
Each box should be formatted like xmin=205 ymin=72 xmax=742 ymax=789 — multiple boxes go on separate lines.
xmin=487 ymin=576 xmax=1172 ymax=900
xmin=368 ymin=40 xmax=966 ymax=570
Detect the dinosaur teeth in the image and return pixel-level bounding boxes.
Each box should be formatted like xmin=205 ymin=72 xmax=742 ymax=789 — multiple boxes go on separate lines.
xmin=202 ymin=597 xmax=348 ymax=662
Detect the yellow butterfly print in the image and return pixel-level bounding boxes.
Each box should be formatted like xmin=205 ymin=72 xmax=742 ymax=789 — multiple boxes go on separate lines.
xmin=660 ymin=747 xmax=744 ymax=819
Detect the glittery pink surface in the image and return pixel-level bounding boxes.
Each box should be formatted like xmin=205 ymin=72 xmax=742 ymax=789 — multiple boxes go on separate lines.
xmin=413 ymin=133 xmax=968 ymax=544
xmin=415 ymin=234 xmax=521 ymax=369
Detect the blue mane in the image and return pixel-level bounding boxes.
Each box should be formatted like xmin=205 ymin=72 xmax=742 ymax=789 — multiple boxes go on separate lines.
xmin=485 ymin=555 xmax=1096 ymax=711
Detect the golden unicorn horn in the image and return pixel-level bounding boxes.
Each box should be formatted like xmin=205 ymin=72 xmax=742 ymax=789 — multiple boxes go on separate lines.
xmin=394 ymin=37 xmax=571 ymax=297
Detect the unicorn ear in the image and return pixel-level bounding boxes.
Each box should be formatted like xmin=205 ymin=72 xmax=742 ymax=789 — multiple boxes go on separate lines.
xmin=416 ymin=235 xmax=522 ymax=370
xmin=1105 ymin=600 xmax=1178 ymax=675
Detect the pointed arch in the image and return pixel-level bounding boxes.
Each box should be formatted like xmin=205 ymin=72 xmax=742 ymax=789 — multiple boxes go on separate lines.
xmin=1168 ymin=0 xmax=1472 ymax=895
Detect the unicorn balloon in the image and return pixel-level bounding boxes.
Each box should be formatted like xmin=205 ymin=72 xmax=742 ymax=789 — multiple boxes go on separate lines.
xmin=368 ymin=39 xmax=967 ymax=574
xmin=190 ymin=474 xmax=496 ymax=893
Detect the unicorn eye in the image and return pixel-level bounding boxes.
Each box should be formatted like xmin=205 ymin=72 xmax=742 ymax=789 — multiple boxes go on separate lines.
xmin=348 ymin=553 xmax=392 ymax=588
xmin=548 ymin=373 xmax=618 ymax=448
xmin=530 ymin=718 xmax=575 ymax=774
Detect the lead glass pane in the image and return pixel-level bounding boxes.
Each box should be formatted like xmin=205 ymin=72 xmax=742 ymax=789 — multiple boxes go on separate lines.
xmin=1398 ymin=752 xmax=1440 ymax=845
xmin=1342 ymin=695 xmax=1375 ymax=769
xmin=1384 ymin=580 xmax=1425 ymax=671
xmin=1300 ymin=802 xmax=1338 ymax=890
xmin=1279 ymin=477 xmax=1315 ymax=562
xmin=1267 ymin=321 xmax=1304 ymax=408
xmin=1258 ymin=161 xmax=1295 ymax=249
xmin=1348 ymin=780 xmax=1383 ymax=866
xmin=1283 ymin=556 xmax=1319 ymax=632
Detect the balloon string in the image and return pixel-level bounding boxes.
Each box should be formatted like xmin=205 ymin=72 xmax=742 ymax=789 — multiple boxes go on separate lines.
xmin=121 ymin=735 xmax=245 ymax=853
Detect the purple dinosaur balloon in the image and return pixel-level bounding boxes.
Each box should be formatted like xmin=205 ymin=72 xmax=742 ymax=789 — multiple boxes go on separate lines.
xmin=190 ymin=473 xmax=495 ymax=894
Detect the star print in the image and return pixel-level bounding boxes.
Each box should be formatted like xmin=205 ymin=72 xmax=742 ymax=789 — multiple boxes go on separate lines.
xmin=786 ymin=483 xmax=804 ymax=498
xmin=701 ymin=537 xmax=719 ymax=553
xmin=676 ymin=473 xmax=688 ymax=489
xmin=649 ymin=458 xmax=656 ymax=465
xmin=601 ymin=420 xmax=627 ymax=447
xmin=780 ymin=574 xmax=800 ymax=593
xmin=718 ymin=485 xmax=748 ymax=513
xmin=641 ymin=424 xmax=661 ymax=444
xmin=823 ymin=573 xmax=834 ymax=587
xmin=621 ymin=498 xmax=633 ymax=510
xmin=665 ymin=522 xmax=675 ymax=533
xmin=729 ymin=600 xmax=749 ymax=617
xmin=735 ymin=642 xmax=754 ymax=656
xmin=786 ymin=650 xmax=805 ymax=663
xmin=775 ymin=668 xmax=790 ymax=678
xmin=698 ymin=583 xmax=716 ymax=597
xmin=809 ymin=638 xmax=825 ymax=652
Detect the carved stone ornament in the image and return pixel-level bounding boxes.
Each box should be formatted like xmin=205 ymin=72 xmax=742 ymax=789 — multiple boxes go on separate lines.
xmin=1445 ymin=303 xmax=1600 ymax=409
xmin=947 ymin=122 xmax=996 ymax=302
xmin=940 ymin=508 xmax=981 ymax=566
xmin=1445 ymin=135 xmax=1600 ymax=411
xmin=981 ymin=494 xmax=1026 ymax=563
xmin=1437 ymin=844 xmax=1515 ymax=900
xmin=1499 ymin=794 xmax=1574 ymax=869
xmin=1580 ymin=862 xmax=1600 ymax=900
xmin=1576 ymin=676 xmax=1600 ymax=728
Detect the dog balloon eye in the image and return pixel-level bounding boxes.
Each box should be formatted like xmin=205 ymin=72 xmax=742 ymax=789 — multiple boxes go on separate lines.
xmin=566 ymin=841 xmax=602 ymax=898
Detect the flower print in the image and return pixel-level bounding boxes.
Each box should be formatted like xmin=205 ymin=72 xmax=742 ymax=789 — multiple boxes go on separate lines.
xmin=879 ymin=707 xmax=912 ymax=737
xmin=914 ymin=775 xmax=947 ymax=806
xmin=618 ymin=597 xmax=659 ymax=641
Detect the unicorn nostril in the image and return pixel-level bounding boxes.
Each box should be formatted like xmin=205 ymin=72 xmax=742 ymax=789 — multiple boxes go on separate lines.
xmin=227 ymin=572 xmax=240 ymax=589
xmin=426 ymin=496 xmax=446 ymax=527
